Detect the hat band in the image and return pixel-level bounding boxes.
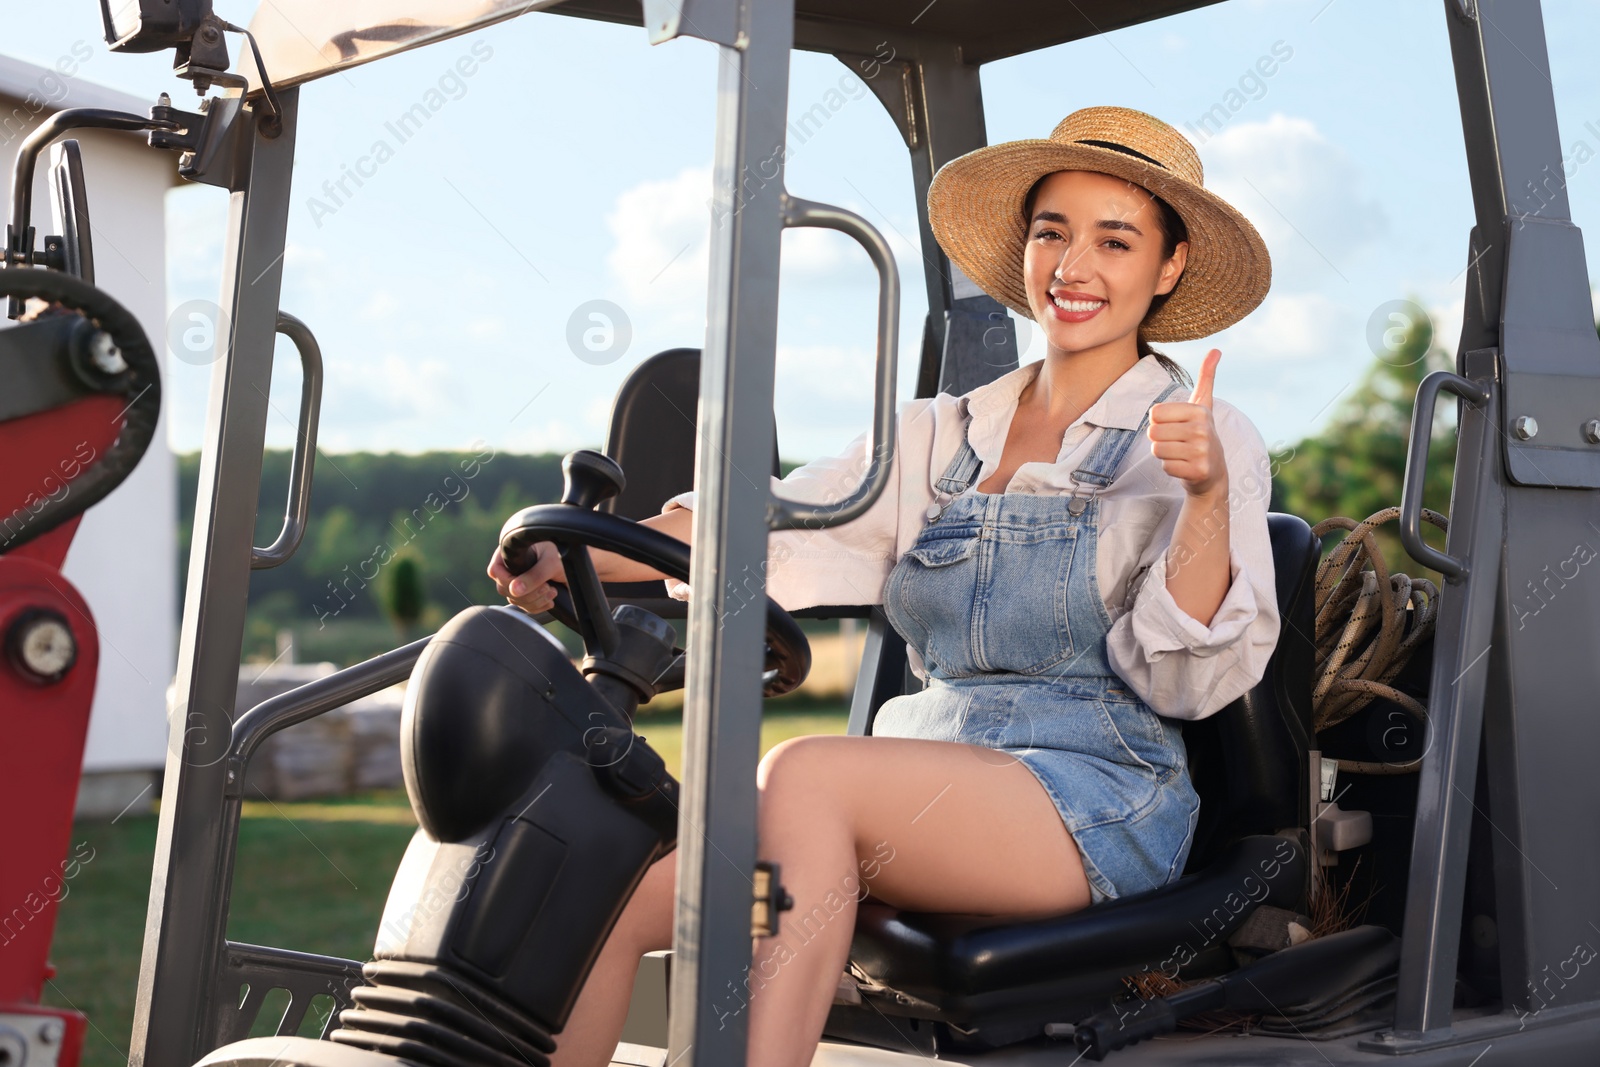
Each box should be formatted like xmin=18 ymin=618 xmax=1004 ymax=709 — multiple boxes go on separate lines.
xmin=1073 ymin=138 xmax=1169 ymax=170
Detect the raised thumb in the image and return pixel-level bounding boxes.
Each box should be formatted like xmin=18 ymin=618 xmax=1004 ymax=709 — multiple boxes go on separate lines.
xmin=1190 ymin=349 xmax=1221 ymax=408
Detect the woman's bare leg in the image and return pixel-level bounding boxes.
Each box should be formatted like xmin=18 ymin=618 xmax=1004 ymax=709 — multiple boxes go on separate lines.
xmin=551 ymin=733 xmax=1092 ymax=1067
xmin=549 ymin=851 xmax=677 ymax=1067
xmin=745 ymin=734 xmax=1092 ymax=1067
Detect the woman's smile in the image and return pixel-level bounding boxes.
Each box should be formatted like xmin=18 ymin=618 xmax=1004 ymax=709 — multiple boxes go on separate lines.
xmin=1048 ymin=289 xmax=1108 ymax=322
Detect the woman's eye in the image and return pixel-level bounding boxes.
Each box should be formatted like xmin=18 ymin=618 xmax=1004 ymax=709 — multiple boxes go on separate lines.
xmin=1034 ymin=228 xmax=1062 ymax=241
xmin=1105 ymin=239 xmax=1130 ymax=251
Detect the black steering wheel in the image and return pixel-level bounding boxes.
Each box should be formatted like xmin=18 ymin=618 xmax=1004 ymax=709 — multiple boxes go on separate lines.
xmin=498 ymin=450 xmax=811 ymax=698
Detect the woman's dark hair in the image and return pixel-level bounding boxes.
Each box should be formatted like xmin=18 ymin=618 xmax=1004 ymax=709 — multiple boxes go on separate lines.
xmin=1023 ymin=173 xmax=1191 ymax=385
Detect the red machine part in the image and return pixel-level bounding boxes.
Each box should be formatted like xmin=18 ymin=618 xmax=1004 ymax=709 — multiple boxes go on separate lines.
xmin=0 ymin=394 xmax=125 ymax=1066
xmin=0 ymin=559 xmax=98 ymax=989
xmin=0 ymin=555 xmax=99 ymax=1063
xmin=0 ymin=394 xmax=124 ymax=567
xmin=0 ymin=1002 xmax=87 ymax=1067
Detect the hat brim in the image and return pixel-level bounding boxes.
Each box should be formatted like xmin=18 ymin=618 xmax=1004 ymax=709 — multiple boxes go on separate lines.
xmin=927 ymin=140 xmax=1272 ymax=342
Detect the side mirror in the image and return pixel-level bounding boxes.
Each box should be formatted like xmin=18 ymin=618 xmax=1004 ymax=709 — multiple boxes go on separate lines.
xmin=48 ymin=141 xmax=93 ymax=285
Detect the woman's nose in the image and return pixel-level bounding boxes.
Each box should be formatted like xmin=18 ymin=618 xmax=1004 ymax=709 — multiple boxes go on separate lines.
xmin=1053 ymin=240 xmax=1091 ymax=283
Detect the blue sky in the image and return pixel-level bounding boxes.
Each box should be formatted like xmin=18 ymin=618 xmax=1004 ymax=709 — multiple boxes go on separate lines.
xmin=12 ymin=0 xmax=1600 ymax=462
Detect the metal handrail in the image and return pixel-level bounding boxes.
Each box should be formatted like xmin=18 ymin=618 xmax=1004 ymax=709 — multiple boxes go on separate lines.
xmin=251 ymin=311 xmax=324 ymax=569
xmin=225 ymin=635 xmax=431 ymax=794
xmin=1400 ymin=370 xmax=1491 ymax=580
xmin=767 ymin=194 xmax=899 ymax=532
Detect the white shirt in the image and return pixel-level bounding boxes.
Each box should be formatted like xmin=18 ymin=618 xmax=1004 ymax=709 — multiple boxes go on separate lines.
xmin=662 ymin=355 xmax=1280 ymax=721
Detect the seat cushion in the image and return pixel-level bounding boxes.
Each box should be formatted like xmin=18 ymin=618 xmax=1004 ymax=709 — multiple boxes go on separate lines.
xmin=841 ymin=834 xmax=1306 ymax=1039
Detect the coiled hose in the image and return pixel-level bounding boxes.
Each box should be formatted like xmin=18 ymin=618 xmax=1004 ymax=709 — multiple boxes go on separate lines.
xmin=1311 ymin=507 xmax=1449 ymax=774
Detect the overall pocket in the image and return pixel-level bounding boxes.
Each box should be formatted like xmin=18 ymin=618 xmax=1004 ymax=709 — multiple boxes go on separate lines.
xmin=1100 ymin=694 xmax=1184 ymax=785
xmin=884 ymin=532 xmax=981 ymax=676
xmin=972 ymin=528 xmax=1079 ymax=675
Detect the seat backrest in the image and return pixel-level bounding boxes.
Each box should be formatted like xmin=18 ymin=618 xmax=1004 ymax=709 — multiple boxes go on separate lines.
xmin=604 ymin=348 xmax=700 ymax=522
xmin=603 ymin=347 xmax=778 ymax=521
xmin=1180 ymin=511 xmax=1320 ymax=872
xmin=598 ymin=348 xmax=781 ymax=616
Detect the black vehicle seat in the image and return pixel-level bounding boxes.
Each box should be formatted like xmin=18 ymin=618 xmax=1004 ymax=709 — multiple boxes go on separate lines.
xmin=823 ymin=512 xmax=1322 ymax=1052
xmin=597 ymin=348 xmax=778 ymax=616
xmin=605 ymin=348 xmax=720 ymax=522
xmin=600 ymin=347 xmax=868 ymax=620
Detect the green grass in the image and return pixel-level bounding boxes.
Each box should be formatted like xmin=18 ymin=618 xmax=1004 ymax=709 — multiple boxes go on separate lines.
xmin=43 ymin=709 xmax=847 ymax=1067
xmin=636 ymin=708 xmax=849 ymax=779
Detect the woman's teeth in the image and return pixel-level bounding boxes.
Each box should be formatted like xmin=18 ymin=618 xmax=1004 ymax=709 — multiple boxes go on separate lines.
xmin=1053 ymin=296 xmax=1106 ymax=312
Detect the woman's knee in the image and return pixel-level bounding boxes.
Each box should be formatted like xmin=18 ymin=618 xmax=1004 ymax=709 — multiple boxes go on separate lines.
xmin=757 ymin=735 xmax=859 ymax=852
xmin=757 ymin=734 xmax=850 ymax=796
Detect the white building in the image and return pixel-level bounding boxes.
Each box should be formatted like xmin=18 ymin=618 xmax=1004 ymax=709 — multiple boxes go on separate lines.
xmin=0 ymin=54 xmax=177 ymax=817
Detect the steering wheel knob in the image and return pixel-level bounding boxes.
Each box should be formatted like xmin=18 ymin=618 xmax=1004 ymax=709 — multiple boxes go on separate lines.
xmin=561 ymin=450 xmax=627 ymax=511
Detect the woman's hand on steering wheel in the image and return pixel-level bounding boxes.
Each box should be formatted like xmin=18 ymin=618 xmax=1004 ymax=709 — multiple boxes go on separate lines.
xmin=487 ymin=541 xmax=567 ymax=615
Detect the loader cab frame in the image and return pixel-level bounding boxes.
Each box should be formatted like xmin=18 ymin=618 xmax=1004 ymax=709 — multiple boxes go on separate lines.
xmin=94 ymin=0 xmax=1600 ymax=1064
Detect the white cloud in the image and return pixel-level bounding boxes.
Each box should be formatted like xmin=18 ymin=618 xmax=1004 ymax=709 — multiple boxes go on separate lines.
xmin=465 ymin=316 xmax=506 ymax=341
xmin=585 ymin=393 xmax=614 ymax=436
xmin=774 ymin=342 xmax=877 ymax=458
xmin=782 ymin=226 xmax=857 ymax=278
xmin=1216 ymin=290 xmax=1357 ymax=364
xmin=358 ymin=291 xmax=402 ymax=320
xmin=601 ymin=167 xmax=886 ymax=328
xmin=310 ymin=352 xmax=463 ymax=447
xmin=1203 ymin=113 xmax=1387 ymax=289
xmin=284 ymin=242 xmax=328 ymax=269
xmin=605 ymin=166 xmax=712 ymax=326
xmin=1423 ymin=290 xmax=1465 ymax=361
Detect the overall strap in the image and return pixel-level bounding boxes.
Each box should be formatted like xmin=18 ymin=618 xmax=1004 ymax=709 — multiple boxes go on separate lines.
xmin=1071 ymin=380 xmax=1185 ymax=489
xmin=923 ymin=418 xmax=984 ymax=520
xmin=927 ymin=377 xmax=1185 ymax=518
xmin=934 ymin=427 xmax=983 ymax=496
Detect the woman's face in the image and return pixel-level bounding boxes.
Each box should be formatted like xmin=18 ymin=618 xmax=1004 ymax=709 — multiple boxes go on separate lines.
xmin=1021 ymin=169 xmax=1188 ymax=358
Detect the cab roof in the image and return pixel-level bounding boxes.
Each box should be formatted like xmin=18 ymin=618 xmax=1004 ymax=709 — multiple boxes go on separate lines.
xmin=244 ymin=0 xmax=1229 ymax=92
xmin=557 ymin=0 xmax=1226 ymax=64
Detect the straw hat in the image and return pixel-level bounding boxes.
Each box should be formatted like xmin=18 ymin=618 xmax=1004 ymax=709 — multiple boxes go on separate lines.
xmin=927 ymin=106 xmax=1271 ymax=342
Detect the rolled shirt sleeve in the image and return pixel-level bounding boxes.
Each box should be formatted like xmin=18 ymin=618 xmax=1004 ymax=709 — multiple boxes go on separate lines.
xmin=1106 ymin=406 xmax=1281 ymax=721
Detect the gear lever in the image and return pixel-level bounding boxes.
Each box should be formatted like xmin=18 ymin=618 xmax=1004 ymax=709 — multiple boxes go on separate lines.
xmin=548 ymin=450 xmax=625 ymax=658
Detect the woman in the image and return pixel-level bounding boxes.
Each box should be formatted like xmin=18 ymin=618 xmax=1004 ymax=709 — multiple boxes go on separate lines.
xmin=489 ymin=105 xmax=1280 ymax=1067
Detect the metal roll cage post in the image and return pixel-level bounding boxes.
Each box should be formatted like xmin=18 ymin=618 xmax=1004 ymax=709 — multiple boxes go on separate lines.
xmin=1371 ymin=0 xmax=1600 ymax=1052
xmin=131 ymin=86 xmax=307 ymax=1067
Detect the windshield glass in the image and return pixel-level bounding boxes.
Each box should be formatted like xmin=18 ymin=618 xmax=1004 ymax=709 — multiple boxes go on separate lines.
xmin=243 ymin=1 xmax=557 ymax=90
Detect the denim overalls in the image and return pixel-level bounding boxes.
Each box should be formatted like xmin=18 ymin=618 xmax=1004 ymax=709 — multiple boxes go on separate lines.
xmin=873 ymin=382 xmax=1201 ymax=905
